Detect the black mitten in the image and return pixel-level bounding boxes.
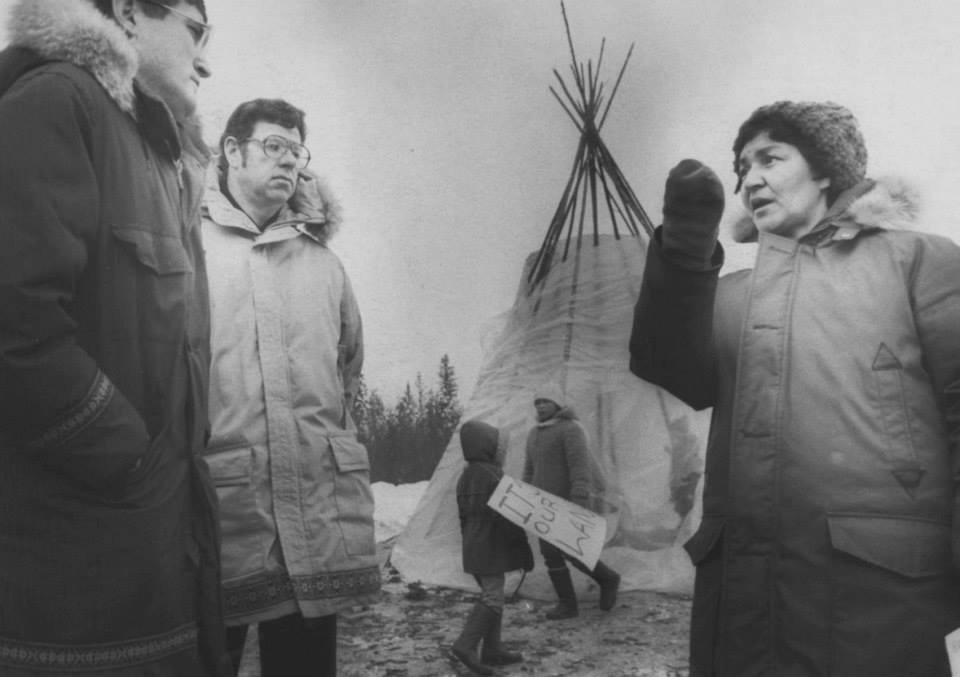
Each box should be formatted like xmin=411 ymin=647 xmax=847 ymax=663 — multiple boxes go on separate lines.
xmin=661 ymin=159 xmax=725 ymax=269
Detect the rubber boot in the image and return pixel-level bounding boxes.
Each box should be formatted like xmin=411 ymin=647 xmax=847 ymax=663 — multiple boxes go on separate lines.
xmin=592 ymin=561 xmax=621 ymax=611
xmin=480 ymin=610 xmax=523 ymax=666
xmin=545 ymin=568 xmax=578 ymax=620
xmin=451 ymin=603 xmax=496 ymax=675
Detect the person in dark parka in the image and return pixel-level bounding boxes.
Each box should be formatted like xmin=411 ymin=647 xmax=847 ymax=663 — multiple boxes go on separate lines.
xmin=0 ymin=1 xmax=229 ymax=675
xmin=452 ymin=419 xmax=534 ymax=676
xmin=523 ymin=385 xmax=621 ymax=620
xmin=630 ymin=101 xmax=960 ymax=676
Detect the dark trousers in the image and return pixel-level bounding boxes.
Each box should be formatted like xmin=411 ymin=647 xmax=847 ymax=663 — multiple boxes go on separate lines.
xmin=227 ymin=612 xmax=337 ymax=677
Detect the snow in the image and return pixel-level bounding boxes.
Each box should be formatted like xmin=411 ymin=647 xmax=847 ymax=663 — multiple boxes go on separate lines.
xmin=372 ymin=481 xmax=428 ymax=544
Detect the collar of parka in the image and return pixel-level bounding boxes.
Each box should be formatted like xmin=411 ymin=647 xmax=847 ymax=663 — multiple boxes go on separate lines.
xmin=6 ymin=0 xmax=138 ymax=113
xmin=730 ymin=177 xmax=921 ymax=245
xmin=3 ymin=0 xmax=210 ymax=167
xmin=202 ymin=163 xmax=342 ymax=246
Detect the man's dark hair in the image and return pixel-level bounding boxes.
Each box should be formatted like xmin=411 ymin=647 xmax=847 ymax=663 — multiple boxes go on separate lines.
xmin=218 ymin=99 xmax=308 ymax=172
xmin=92 ymin=0 xmax=209 ymax=24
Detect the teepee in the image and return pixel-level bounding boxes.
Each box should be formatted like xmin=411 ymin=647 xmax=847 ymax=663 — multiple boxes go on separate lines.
xmin=392 ymin=4 xmax=710 ymax=601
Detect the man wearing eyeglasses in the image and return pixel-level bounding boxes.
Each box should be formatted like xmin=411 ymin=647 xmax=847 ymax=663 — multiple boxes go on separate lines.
xmin=201 ymin=98 xmax=380 ymax=677
xmin=0 ymin=1 xmax=230 ymax=676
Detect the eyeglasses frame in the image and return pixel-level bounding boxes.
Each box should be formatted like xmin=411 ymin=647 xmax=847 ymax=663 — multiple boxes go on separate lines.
xmin=139 ymin=0 xmax=213 ymax=48
xmin=231 ymin=135 xmax=312 ymax=170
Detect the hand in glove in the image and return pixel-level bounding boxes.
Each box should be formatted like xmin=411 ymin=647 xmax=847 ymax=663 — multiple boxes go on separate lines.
xmin=661 ymin=159 xmax=725 ymax=269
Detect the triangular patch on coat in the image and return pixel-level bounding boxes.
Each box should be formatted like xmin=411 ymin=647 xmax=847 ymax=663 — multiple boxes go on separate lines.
xmin=891 ymin=467 xmax=925 ymax=498
xmin=872 ymin=343 xmax=901 ymax=371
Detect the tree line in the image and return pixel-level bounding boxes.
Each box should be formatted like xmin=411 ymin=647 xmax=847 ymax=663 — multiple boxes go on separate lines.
xmin=351 ymin=354 xmax=463 ymax=484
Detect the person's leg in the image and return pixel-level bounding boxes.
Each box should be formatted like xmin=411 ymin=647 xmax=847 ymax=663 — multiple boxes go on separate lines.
xmin=539 ymin=540 xmax=578 ymax=619
xmin=258 ymin=612 xmax=338 ymax=677
xmin=477 ymin=574 xmax=523 ymax=665
xmin=566 ymin=556 xmax=621 ymax=611
xmin=451 ymin=580 xmax=498 ymax=677
xmin=225 ymin=624 xmax=249 ymax=677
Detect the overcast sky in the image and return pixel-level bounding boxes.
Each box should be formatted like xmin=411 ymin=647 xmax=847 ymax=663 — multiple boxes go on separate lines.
xmin=4 ymin=0 xmax=960 ymax=402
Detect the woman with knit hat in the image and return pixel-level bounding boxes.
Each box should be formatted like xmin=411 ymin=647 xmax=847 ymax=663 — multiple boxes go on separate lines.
xmin=629 ymin=101 xmax=960 ymax=676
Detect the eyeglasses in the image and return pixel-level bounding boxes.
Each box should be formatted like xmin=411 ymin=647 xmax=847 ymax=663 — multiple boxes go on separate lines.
xmin=140 ymin=0 xmax=212 ymax=48
xmin=239 ymin=135 xmax=312 ymax=169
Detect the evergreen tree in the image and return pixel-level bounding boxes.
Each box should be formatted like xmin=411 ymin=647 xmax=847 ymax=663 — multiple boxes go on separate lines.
xmin=361 ymin=355 xmax=465 ymax=484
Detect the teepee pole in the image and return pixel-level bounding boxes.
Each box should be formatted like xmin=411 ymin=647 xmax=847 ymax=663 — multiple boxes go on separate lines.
xmin=598 ymin=42 xmax=635 ymax=131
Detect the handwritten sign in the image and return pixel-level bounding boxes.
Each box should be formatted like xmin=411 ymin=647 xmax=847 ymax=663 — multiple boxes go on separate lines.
xmin=487 ymin=475 xmax=606 ymax=570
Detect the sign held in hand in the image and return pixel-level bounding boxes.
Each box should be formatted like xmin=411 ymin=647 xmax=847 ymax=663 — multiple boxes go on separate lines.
xmin=487 ymin=475 xmax=606 ymax=570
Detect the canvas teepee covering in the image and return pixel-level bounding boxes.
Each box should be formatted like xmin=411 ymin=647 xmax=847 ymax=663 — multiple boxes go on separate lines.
xmin=392 ymin=6 xmax=710 ymax=600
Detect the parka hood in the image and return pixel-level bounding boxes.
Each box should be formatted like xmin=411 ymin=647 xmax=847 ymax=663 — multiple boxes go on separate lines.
xmin=537 ymin=406 xmax=579 ymax=427
xmin=203 ymin=164 xmax=342 ymax=244
xmin=731 ymin=177 xmax=921 ymax=244
xmin=4 ymin=0 xmax=138 ymax=113
xmin=460 ymin=419 xmax=502 ymax=463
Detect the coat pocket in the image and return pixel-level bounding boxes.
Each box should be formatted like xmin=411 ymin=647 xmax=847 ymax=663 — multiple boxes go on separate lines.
xmin=113 ymin=227 xmax=192 ymax=275
xmin=205 ymin=446 xmax=264 ymax=579
xmin=827 ymin=514 xmax=951 ymax=577
xmin=110 ymin=226 xmax=192 ymax=345
xmin=328 ymin=434 xmax=377 ymax=557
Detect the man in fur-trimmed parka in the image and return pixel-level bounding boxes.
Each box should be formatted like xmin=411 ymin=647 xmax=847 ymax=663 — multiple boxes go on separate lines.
xmin=202 ymin=98 xmax=380 ymax=677
xmin=522 ymin=385 xmax=621 ymax=621
xmin=0 ymin=0 xmax=229 ymax=675
xmin=630 ymin=101 xmax=960 ymax=676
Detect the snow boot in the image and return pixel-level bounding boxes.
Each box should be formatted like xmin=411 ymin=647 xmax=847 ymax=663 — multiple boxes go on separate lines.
xmin=592 ymin=561 xmax=621 ymax=611
xmin=545 ymin=568 xmax=578 ymax=620
xmin=451 ymin=603 xmax=497 ymax=675
xmin=480 ymin=610 xmax=523 ymax=666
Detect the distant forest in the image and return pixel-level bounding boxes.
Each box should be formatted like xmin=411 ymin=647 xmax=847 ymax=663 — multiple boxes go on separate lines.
xmin=351 ymin=354 xmax=463 ymax=484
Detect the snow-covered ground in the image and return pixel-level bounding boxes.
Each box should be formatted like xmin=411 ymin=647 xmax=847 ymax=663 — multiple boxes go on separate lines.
xmin=372 ymin=481 xmax=428 ymax=544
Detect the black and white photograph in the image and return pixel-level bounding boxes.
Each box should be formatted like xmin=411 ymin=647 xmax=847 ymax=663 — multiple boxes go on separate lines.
xmin=0 ymin=1 xmax=959 ymax=675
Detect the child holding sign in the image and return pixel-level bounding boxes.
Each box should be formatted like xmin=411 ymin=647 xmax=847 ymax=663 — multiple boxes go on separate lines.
xmin=451 ymin=420 xmax=534 ymax=675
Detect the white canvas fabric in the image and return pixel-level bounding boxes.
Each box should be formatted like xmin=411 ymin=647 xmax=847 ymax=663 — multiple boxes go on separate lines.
xmin=393 ymin=233 xmax=711 ymax=600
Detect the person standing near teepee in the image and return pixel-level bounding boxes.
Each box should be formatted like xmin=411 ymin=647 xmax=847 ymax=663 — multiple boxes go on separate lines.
xmin=522 ymin=384 xmax=621 ymax=620
xmin=630 ymin=101 xmax=960 ymax=676
xmin=451 ymin=419 xmax=534 ymax=675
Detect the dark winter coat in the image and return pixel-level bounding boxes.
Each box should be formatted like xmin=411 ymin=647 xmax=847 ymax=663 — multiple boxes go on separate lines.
xmin=522 ymin=408 xmax=593 ymax=504
xmin=630 ymin=179 xmax=960 ymax=677
xmin=457 ymin=420 xmax=534 ymax=576
xmin=0 ymin=1 xmax=226 ymax=675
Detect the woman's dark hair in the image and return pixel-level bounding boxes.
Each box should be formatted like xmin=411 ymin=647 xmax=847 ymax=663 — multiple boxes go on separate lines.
xmin=734 ymin=116 xmax=847 ymax=203
xmin=217 ymin=99 xmax=307 ymax=172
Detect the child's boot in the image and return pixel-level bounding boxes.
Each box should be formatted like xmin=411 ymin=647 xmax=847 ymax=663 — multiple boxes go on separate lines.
xmin=480 ymin=610 xmax=522 ymax=665
xmin=592 ymin=561 xmax=621 ymax=611
xmin=545 ymin=568 xmax=578 ymax=620
xmin=451 ymin=603 xmax=497 ymax=675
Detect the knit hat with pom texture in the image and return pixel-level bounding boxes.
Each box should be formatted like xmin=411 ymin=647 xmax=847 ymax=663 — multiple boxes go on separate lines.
xmin=732 ymin=101 xmax=867 ymax=197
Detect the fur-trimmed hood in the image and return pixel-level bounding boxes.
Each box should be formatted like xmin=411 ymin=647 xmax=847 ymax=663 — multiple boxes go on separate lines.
xmin=6 ymin=0 xmax=138 ymax=112
xmin=730 ymin=177 xmax=921 ymax=244
xmin=536 ymin=406 xmax=580 ymax=428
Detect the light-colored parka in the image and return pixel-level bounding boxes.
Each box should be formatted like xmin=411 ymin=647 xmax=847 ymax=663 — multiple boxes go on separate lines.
xmin=202 ymin=167 xmax=380 ymax=626
xmin=630 ymin=179 xmax=960 ymax=677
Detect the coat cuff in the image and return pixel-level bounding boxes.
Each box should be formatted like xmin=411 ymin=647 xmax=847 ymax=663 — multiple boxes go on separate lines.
xmin=27 ymin=370 xmax=114 ymax=449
